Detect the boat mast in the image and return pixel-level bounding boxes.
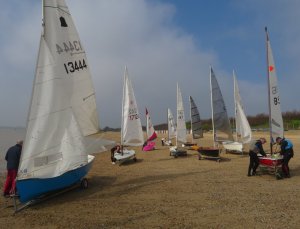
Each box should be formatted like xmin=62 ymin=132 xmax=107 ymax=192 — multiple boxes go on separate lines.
xmin=176 ymin=83 xmax=179 ymax=147
xmin=210 ymin=66 xmax=216 ymax=147
xmin=189 ymin=96 xmax=193 ymax=144
xmin=167 ymin=109 xmax=170 ymax=141
xmin=121 ymin=66 xmax=127 ymax=149
xmin=233 ymin=70 xmax=238 ymax=141
xmin=265 ymin=27 xmax=273 ymax=154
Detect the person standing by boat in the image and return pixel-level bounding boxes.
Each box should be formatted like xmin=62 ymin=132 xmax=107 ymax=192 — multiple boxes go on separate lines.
xmin=247 ymin=138 xmax=267 ymax=176
xmin=3 ymin=140 xmax=22 ymax=197
xmin=276 ymin=137 xmax=294 ymax=178
xmin=110 ymin=145 xmax=121 ymax=164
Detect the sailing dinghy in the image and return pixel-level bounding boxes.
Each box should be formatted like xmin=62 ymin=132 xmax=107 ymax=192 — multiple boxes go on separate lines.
xmin=143 ymin=108 xmax=157 ymax=151
xmin=222 ymin=71 xmax=252 ymax=153
xmin=16 ymin=0 xmax=101 ymax=204
xmin=258 ymin=27 xmax=284 ymax=178
xmin=114 ymin=67 xmax=143 ymax=164
xmin=198 ymin=67 xmax=233 ymax=161
xmin=170 ymin=84 xmax=187 ymax=157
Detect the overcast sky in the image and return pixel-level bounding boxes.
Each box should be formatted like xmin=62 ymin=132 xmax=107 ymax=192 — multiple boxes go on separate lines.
xmin=0 ymin=0 xmax=299 ymax=128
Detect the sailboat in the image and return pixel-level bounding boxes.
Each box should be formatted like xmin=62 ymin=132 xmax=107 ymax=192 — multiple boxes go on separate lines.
xmin=170 ymin=84 xmax=187 ymax=157
xmin=258 ymin=27 xmax=284 ymax=172
xmin=198 ymin=67 xmax=233 ymax=160
xmin=222 ymin=71 xmax=252 ymax=153
xmin=114 ymin=67 xmax=144 ymax=163
xmin=188 ymin=96 xmax=203 ymax=150
xmin=143 ymin=108 xmax=157 ymax=151
xmin=162 ymin=108 xmax=176 ymax=146
xmin=16 ymin=0 xmax=100 ymax=204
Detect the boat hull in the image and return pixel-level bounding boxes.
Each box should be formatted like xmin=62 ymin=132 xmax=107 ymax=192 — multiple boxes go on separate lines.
xmin=114 ymin=149 xmax=136 ymax=164
xmin=16 ymin=155 xmax=95 ymax=203
xmin=222 ymin=141 xmax=243 ymax=153
xmin=259 ymin=157 xmax=283 ymax=167
xmin=198 ymin=147 xmax=220 ymax=158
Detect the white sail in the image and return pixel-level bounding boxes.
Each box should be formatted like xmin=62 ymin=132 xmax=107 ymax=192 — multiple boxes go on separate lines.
xmin=146 ymin=108 xmax=157 ymax=141
xmin=176 ymin=84 xmax=187 ymax=144
xmin=266 ymin=28 xmax=284 ymax=143
xmin=189 ymin=96 xmax=203 ymax=139
xmin=233 ymin=71 xmax=252 ymax=144
xmin=167 ymin=108 xmax=176 ymax=140
xmin=121 ymin=67 xmax=144 ymax=146
xmin=210 ymin=67 xmax=233 ymax=142
xmin=18 ymin=0 xmax=98 ymax=180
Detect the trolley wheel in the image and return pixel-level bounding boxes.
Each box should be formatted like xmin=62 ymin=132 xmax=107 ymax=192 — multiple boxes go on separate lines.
xmin=217 ymin=159 xmax=221 ymax=163
xmin=81 ymin=178 xmax=89 ymax=189
xmin=133 ymin=157 xmax=137 ymax=162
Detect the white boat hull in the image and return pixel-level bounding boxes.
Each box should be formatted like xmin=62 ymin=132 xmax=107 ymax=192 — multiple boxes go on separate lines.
xmin=222 ymin=141 xmax=243 ymax=152
xmin=114 ymin=149 xmax=136 ymax=164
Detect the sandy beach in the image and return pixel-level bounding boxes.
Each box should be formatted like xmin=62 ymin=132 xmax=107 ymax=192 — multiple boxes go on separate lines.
xmin=1 ymin=130 xmax=300 ymax=228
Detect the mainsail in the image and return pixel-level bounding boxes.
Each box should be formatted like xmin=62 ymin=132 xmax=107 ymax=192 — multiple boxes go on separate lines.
xmin=167 ymin=108 xmax=176 ymax=140
xmin=121 ymin=67 xmax=144 ymax=146
xmin=210 ymin=67 xmax=233 ymax=142
xmin=189 ymin=96 xmax=203 ymax=139
xmin=176 ymin=84 xmax=187 ymax=144
xmin=18 ymin=0 xmax=99 ymax=181
xmin=265 ymin=27 xmax=284 ymax=146
xmin=146 ymin=108 xmax=157 ymax=141
xmin=233 ymin=71 xmax=252 ymax=144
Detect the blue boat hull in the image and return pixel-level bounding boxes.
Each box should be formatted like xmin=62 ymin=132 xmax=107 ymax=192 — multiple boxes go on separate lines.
xmin=16 ymin=156 xmax=94 ymax=203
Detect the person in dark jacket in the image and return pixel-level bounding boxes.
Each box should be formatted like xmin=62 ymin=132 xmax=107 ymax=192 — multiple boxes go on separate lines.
xmin=276 ymin=137 xmax=294 ymax=178
xmin=3 ymin=140 xmax=23 ymax=197
xmin=248 ymin=138 xmax=267 ymax=176
xmin=110 ymin=145 xmax=121 ymax=164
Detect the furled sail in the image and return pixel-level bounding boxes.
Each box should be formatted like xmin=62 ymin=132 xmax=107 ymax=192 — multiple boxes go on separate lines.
xmin=167 ymin=108 xmax=176 ymax=140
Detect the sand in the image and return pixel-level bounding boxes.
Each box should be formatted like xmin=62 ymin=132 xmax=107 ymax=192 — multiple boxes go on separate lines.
xmin=1 ymin=130 xmax=300 ymax=228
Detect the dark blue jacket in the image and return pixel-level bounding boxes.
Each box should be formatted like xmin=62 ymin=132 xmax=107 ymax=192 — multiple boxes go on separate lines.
xmin=5 ymin=144 xmax=22 ymax=170
xmin=255 ymin=140 xmax=266 ymax=156
xmin=280 ymin=138 xmax=294 ymax=156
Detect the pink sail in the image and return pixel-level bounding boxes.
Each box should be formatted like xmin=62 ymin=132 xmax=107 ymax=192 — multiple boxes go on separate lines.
xmin=146 ymin=108 xmax=157 ymax=141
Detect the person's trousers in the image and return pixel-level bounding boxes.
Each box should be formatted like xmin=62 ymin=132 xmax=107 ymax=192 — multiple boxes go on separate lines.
xmin=282 ymin=153 xmax=292 ymax=177
xmin=248 ymin=151 xmax=259 ymax=175
xmin=3 ymin=169 xmax=17 ymax=195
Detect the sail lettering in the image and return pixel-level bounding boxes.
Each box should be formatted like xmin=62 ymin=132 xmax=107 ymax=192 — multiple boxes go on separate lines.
xmin=274 ymin=96 xmax=280 ymax=105
xmin=128 ymin=108 xmax=139 ymax=120
xmin=56 ymin=40 xmax=83 ymax=54
xmin=64 ymin=59 xmax=87 ymax=74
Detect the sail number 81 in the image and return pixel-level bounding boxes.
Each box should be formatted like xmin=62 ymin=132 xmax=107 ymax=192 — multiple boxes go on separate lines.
xmin=274 ymin=97 xmax=280 ymax=105
xmin=64 ymin=59 xmax=87 ymax=74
